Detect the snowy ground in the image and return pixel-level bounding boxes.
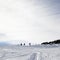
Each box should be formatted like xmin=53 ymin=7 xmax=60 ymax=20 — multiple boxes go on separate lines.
xmin=0 ymin=45 xmax=60 ymax=60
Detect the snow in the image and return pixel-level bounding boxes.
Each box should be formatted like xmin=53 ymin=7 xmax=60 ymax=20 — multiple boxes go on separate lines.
xmin=0 ymin=45 xmax=60 ymax=60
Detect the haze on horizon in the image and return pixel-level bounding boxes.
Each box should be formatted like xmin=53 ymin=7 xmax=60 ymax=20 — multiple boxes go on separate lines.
xmin=0 ymin=0 xmax=60 ymax=44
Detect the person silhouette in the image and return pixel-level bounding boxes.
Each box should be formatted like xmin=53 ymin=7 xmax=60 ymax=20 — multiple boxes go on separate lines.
xmin=20 ymin=43 xmax=22 ymax=46
xmin=29 ymin=43 xmax=31 ymax=46
xmin=24 ymin=43 xmax=25 ymax=46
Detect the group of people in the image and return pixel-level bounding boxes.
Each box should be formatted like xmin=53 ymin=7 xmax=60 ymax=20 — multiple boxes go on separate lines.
xmin=20 ymin=43 xmax=31 ymax=46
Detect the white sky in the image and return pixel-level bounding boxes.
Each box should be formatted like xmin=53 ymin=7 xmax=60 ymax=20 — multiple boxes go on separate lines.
xmin=0 ymin=0 xmax=60 ymax=44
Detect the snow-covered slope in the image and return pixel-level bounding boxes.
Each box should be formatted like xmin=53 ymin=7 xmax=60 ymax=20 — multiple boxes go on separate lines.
xmin=0 ymin=45 xmax=60 ymax=60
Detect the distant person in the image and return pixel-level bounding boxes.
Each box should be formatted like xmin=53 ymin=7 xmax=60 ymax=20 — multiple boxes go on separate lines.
xmin=29 ymin=43 xmax=31 ymax=46
xmin=20 ymin=43 xmax=22 ymax=46
xmin=24 ymin=43 xmax=25 ymax=46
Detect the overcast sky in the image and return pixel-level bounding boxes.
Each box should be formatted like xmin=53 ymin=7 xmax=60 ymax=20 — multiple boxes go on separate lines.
xmin=0 ymin=0 xmax=60 ymax=44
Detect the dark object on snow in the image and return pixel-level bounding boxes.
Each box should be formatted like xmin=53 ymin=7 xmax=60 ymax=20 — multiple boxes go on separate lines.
xmin=51 ymin=39 xmax=60 ymax=44
xmin=20 ymin=43 xmax=22 ymax=46
xmin=41 ymin=39 xmax=60 ymax=45
xmin=29 ymin=43 xmax=31 ymax=46
xmin=24 ymin=43 xmax=25 ymax=46
xmin=41 ymin=42 xmax=49 ymax=45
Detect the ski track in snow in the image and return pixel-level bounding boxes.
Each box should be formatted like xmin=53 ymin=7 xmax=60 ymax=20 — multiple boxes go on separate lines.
xmin=28 ymin=53 xmax=37 ymax=60
xmin=0 ymin=46 xmax=60 ymax=60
